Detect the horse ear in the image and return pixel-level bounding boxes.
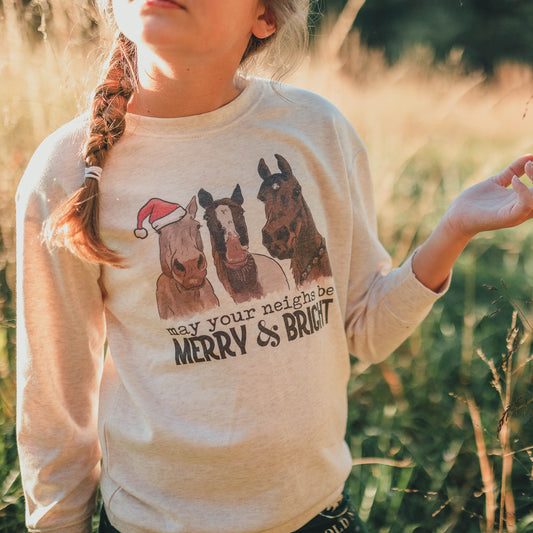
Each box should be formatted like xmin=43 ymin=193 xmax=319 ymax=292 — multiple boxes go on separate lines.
xmin=257 ymin=158 xmax=271 ymax=181
xmin=186 ymin=196 xmax=198 ymax=217
xmin=275 ymin=154 xmax=292 ymax=180
xmin=231 ymin=184 xmax=244 ymax=205
xmin=198 ymin=188 xmax=213 ymax=208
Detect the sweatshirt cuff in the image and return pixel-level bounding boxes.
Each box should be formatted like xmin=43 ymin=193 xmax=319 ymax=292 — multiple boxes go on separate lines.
xmin=383 ymin=252 xmax=451 ymax=325
xmin=28 ymin=515 xmax=93 ymax=533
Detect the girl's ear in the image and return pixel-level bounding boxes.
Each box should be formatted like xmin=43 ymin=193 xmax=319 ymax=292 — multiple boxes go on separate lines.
xmin=252 ymin=4 xmax=276 ymax=39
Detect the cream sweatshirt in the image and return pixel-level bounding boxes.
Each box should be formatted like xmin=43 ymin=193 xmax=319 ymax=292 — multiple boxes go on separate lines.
xmin=16 ymin=78 xmax=446 ymax=533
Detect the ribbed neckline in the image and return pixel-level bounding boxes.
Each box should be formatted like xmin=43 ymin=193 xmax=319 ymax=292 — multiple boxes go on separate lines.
xmin=124 ymin=77 xmax=265 ymax=139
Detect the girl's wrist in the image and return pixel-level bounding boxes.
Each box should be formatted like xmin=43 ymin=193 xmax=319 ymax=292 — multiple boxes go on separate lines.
xmin=412 ymin=216 xmax=471 ymax=292
xmin=438 ymin=209 xmax=475 ymax=249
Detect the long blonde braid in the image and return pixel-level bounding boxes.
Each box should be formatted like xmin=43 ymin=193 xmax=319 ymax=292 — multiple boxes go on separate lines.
xmin=43 ymin=32 xmax=136 ymax=267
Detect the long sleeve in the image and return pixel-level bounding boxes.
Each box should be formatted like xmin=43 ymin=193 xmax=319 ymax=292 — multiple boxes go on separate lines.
xmin=16 ymin=120 xmax=106 ymax=533
xmin=343 ymin=149 xmax=448 ymax=364
xmin=11 ymin=80 xmax=452 ymax=533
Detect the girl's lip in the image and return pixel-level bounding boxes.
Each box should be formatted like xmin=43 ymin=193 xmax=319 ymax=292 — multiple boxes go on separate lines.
xmin=144 ymin=0 xmax=185 ymax=9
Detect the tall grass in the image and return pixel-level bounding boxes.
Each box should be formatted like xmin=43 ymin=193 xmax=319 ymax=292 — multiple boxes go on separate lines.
xmin=1 ymin=1 xmax=533 ymax=531
xmin=0 ymin=3 xmax=105 ymax=529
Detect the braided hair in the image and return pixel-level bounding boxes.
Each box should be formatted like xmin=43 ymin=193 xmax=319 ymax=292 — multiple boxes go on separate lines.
xmin=43 ymin=32 xmax=136 ymax=267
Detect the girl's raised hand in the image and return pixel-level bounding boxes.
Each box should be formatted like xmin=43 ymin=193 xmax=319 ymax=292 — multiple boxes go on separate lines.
xmin=443 ymin=156 xmax=533 ymax=239
xmin=412 ymin=156 xmax=533 ymax=292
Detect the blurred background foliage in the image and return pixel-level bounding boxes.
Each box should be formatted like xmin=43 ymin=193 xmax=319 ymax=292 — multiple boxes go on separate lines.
xmin=321 ymin=0 xmax=533 ymax=74
xmin=2 ymin=0 xmax=533 ymax=532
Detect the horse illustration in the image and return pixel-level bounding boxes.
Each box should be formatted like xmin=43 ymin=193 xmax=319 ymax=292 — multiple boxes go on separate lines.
xmin=198 ymin=184 xmax=288 ymax=303
xmin=134 ymin=196 xmax=219 ymax=319
xmin=257 ymin=154 xmax=332 ymax=288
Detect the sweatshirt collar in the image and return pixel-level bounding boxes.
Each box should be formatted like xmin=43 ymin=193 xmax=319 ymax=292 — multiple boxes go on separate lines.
xmin=124 ymin=77 xmax=264 ymax=139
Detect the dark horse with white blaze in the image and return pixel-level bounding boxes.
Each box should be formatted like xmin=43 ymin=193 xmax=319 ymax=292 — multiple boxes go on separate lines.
xmin=198 ymin=184 xmax=288 ymax=303
xmin=257 ymin=154 xmax=332 ymax=288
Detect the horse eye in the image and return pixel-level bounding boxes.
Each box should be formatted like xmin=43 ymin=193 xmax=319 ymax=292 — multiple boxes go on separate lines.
xmin=292 ymin=186 xmax=301 ymax=199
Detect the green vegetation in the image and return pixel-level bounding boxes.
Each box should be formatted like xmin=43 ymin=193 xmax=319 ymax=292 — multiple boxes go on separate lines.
xmin=2 ymin=1 xmax=533 ymax=531
xmin=324 ymin=0 xmax=533 ymax=74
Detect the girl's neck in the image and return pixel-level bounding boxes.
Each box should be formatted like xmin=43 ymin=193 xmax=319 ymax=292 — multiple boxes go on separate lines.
xmin=128 ymin=50 xmax=245 ymax=118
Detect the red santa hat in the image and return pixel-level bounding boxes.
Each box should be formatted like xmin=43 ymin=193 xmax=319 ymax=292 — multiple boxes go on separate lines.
xmin=134 ymin=198 xmax=187 ymax=239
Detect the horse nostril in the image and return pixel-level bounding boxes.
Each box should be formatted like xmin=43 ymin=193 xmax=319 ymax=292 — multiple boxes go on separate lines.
xmin=197 ymin=254 xmax=205 ymax=269
xmin=173 ymin=259 xmax=186 ymax=273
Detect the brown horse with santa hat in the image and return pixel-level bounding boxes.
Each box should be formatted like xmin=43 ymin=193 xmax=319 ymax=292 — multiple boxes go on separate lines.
xmin=134 ymin=196 xmax=219 ymax=320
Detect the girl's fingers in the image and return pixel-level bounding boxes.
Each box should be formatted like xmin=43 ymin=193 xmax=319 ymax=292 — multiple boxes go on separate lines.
xmin=508 ymin=155 xmax=533 ymax=177
xmin=525 ymin=160 xmax=533 ymax=182
xmin=511 ymin=175 xmax=533 ymax=209
xmin=494 ymin=155 xmax=533 ymax=186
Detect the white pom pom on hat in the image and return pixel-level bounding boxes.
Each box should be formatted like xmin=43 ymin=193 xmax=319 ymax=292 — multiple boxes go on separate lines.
xmin=134 ymin=227 xmax=149 ymax=239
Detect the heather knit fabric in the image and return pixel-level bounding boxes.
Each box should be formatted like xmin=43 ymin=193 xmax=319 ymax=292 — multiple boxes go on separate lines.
xmin=16 ymin=78 xmax=447 ymax=533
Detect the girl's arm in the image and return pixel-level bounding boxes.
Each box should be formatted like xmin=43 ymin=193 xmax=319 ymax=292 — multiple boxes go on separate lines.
xmin=16 ymin=131 xmax=106 ymax=533
xmin=344 ymin=153 xmax=533 ymax=366
xmin=413 ymin=156 xmax=533 ymax=291
xmin=344 ymin=149 xmax=449 ymax=365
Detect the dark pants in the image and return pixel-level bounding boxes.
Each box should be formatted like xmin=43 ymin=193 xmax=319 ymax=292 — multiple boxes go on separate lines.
xmin=99 ymin=492 xmax=369 ymax=533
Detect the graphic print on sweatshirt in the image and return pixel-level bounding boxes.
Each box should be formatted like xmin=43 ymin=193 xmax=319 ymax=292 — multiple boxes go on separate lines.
xmin=133 ymin=154 xmax=334 ymax=326
xmin=257 ymin=154 xmax=332 ymax=288
xmin=134 ymin=196 xmax=220 ymax=320
xmin=198 ymin=183 xmax=288 ymax=304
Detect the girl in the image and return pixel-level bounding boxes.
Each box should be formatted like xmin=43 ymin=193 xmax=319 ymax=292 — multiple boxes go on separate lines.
xmin=15 ymin=0 xmax=533 ymax=532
